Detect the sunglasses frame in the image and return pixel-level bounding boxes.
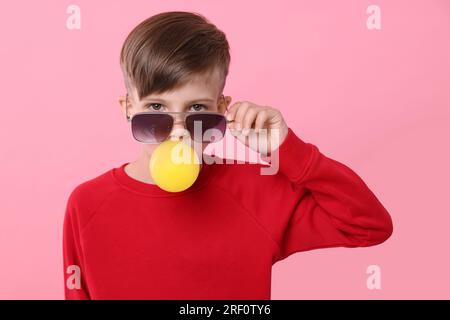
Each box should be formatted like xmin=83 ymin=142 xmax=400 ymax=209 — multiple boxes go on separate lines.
xmin=128 ymin=110 xmax=234 ymax=123
xmin=124 ymin=93 xmax=234 ymax=144
xmin=129 ymin=110 xmax=234 ymax=144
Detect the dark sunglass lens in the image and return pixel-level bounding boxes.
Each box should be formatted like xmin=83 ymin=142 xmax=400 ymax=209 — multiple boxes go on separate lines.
xmin=131 ymin=113 xmax=173 ymax=143
xmin=186 ymin=114 xmax=227 ymax=143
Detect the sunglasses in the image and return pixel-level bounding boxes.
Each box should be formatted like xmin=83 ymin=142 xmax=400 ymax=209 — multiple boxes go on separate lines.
xmin=129 ymin=111 xmax=234 ymax=143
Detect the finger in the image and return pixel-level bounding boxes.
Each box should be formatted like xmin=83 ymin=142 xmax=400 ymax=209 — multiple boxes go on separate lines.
xmin=233 ymin=102 xmax=251 ymax=131
xmin=225 ymin=101 xmax=242 ymax=127
xmin=254 ymin=109 xmax=269 ymax=133
xmin=241 ymin=107 xmax=259 ymax=136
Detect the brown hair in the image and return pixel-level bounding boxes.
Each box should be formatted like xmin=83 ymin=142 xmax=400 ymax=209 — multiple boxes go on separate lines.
xmin=120 ymin=11 xmax=231 ymax=101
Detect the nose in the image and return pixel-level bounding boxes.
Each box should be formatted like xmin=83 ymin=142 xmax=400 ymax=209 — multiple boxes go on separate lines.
xmin=168 ymin=119 xmax=190 ymax=141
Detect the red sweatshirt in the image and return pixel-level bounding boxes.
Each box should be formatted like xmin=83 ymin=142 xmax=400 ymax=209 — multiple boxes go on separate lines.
xmin=63 ymin=127 xmax=393 ymax=299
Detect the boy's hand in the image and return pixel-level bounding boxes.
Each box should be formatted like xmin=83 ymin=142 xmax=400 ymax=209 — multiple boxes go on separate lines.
xmin=225 ymin=101 xmax=289 ymax=156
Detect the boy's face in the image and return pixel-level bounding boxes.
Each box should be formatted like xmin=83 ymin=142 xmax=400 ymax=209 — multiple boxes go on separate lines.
xmin=118 ymin=68 xmax=232 ymax=158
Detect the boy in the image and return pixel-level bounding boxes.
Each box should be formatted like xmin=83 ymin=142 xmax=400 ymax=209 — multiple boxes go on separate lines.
xmin=63 ymin=11 xmax=393 ymax=300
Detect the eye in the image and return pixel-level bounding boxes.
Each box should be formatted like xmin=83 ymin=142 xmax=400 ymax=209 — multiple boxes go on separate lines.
xmin=147 ymin=103 xmax=163 ymax=111
xmin=190 ymin=104 xmax=207 ymax=112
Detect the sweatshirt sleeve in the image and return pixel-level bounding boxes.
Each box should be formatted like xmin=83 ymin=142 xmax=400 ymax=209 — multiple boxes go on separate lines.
xmin=263 ymin=127 xmax=393 ymax=262
xmin=62 ymin=189 xmax=91 ymax=299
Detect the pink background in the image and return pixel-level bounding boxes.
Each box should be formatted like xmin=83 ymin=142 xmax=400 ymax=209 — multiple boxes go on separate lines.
xmin=0 ymin=0 xmax=449 ymax=299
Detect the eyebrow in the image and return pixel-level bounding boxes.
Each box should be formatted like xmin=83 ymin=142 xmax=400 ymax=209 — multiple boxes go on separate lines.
xmin=141 ymin=97 xmax=215 ymax=104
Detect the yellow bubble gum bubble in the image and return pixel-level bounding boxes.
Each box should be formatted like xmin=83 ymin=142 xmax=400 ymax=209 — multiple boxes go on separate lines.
xmin=149 ymin=140 xmax=200 ymax=193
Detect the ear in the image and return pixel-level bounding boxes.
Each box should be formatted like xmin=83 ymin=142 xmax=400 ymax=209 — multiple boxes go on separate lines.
xmin=218 ymin=95 xmax=232 ymax=114
xmin=118 ymin=94 xmax=131 ymax=121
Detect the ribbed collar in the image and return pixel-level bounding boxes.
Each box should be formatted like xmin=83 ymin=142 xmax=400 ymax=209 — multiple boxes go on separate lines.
xmin=111 ymin=159 xmax=215 ymax=197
